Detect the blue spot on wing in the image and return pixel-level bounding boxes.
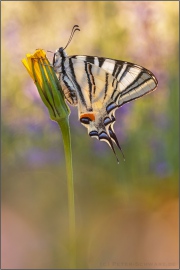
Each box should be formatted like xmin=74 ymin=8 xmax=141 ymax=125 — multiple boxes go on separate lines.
xmin=106 ymin=102 xmax=117 ymax=113
xmin=104 ymin=117 xmax=112 ymax=126
xmin=89 ymin=131 xmax=98 ymax=137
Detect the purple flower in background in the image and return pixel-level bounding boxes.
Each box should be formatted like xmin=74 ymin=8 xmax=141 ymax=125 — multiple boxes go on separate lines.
xmin=153 ymin=113 xmax=170 ymax=130
xmin=155 ymin=161 xmax=172 ymax=178
xmin=4 ymin=20 xmax=20 ymax=47
xmin=23 ymin=79 xmax=42 ymax=103
xmin=150 ymin=138 xmax=172 ymax=178
xmin=92 ymin=138 xmax=109 ymax=157
xmin=25 ymin=148 xmax=63 ymax=167
xmin=4 ymin=19 xmax=22 ymax=60
xmin=114 ymin=103 xmax=132 ymax=143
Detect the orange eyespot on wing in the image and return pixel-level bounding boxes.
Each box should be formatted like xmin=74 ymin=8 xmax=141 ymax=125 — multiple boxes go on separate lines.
xmin=80 ymin=113 xmax=95 ymax=121
xmin=80 ymin=113 xmax=95 ymax=124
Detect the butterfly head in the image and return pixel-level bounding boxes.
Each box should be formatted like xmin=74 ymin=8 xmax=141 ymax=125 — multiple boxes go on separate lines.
xmin=52 ymin=47 xmax=68 ymax=72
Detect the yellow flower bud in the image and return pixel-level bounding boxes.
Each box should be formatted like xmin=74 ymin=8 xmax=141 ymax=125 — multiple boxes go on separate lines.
xmin=22 ymin=49 xmax=70 ymax=121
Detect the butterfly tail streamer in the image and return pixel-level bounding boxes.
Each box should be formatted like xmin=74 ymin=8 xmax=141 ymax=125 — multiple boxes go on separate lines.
xmin=108 ymin=125 xmax=125 ymax=161
xmin=98 ymin=130 xmax=120 ymax=164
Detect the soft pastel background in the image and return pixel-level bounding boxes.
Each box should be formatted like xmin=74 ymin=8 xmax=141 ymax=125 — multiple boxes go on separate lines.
xmin=1 ymin=1 xmax=179 ymax=269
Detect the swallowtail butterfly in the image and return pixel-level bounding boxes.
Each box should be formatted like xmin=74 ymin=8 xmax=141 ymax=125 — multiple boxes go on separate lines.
xmin=52 ymin=25 xmax=158 ymax=162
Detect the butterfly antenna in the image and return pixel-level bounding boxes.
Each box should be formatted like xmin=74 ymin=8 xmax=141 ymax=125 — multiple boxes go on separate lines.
xmin=63 ymin=25 xmax=80 ymax=50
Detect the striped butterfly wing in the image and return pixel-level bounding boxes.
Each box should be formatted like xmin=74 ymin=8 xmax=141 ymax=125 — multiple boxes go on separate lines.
xmin=71 ymin=55 xmax=158 ymax=107
xmin=59 ymin=55 xmax=158 ymax=161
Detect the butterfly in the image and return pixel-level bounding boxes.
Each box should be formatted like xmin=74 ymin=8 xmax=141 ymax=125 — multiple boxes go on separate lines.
xmin=52 ymin=25 xmax=158 ymax=163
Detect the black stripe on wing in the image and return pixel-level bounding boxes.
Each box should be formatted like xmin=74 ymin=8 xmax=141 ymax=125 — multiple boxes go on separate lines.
xmin=71 ymin=55 xmax=158 ymax=93
xmin=98 ymin=58 xmax=106 ymax=67
xmin=104 ymin=73 xmax=109 ymax=101
xmin=114 ymin=70 xmax=157 ymax=107
xmin=84 ymin=62 xmax=93 ymax=105
xmin=88 ymin=64 xmax=96 ymax=95
xmin=70 ymin=55 xmax=158 ymax=85
xmin=68 ymin=58 xmax=87 ymax=107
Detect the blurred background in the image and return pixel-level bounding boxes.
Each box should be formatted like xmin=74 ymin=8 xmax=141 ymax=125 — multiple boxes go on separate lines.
xmin=1 ymin=1 xmax=179 ymax=269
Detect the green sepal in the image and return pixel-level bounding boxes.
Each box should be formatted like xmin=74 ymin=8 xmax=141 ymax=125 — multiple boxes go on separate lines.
xmin=31 ymin=57 xmax=70 ymax=121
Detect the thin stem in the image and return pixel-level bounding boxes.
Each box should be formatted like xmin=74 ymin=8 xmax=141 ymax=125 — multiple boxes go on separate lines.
xmin=57 ymin=117 xmax=76 ymax=268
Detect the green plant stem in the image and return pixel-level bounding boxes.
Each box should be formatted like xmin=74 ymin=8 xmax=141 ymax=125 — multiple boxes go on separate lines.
xmin=57 ymin=117 xmax=76 ymax=268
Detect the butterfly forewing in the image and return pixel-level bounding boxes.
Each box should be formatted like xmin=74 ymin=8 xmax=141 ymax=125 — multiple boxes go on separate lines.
xmin=71 ymin=56 xmax=157 ymax=106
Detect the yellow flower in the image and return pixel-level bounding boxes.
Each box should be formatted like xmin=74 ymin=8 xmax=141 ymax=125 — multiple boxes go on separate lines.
xmin=22 ymin=49 xmax=69 ymax=121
